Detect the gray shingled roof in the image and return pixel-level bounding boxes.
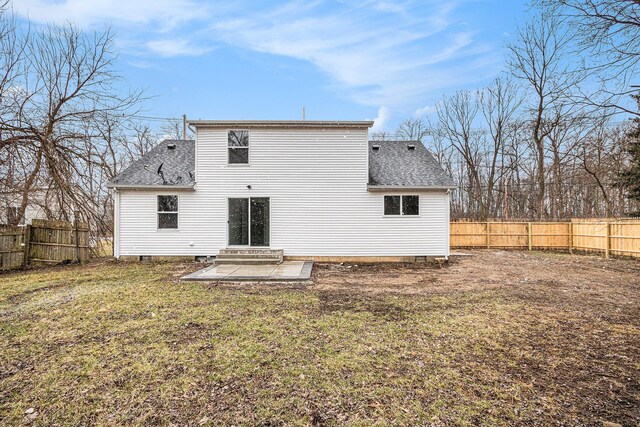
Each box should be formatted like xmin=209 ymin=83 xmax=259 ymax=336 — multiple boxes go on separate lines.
xmin=108 ymin=138 xmax=455 ymax=189
xmin=368 ymin=140 xmax=456 ymax=189
xmin=108 ymin=140 xmax=195 ymax=188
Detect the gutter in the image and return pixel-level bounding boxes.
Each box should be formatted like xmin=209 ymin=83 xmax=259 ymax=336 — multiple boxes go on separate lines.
xmin=188 ymin=120 xmax=374 ymax=129
xmin=106 ymin=184 xmax=196 ymax=190
xmin=367 ymin=185 xmax=457 ymax=191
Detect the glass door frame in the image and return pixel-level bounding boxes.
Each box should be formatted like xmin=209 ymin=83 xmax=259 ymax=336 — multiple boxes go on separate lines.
xmin=226 ymin=197 xmax=271 ymax=247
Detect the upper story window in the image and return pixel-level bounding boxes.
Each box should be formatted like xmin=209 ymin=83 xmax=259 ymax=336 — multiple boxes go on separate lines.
xmin=384 ymin=195 xmax=419 ymax=216
xmin=158 ymin=195 xmax=178 ymax=229
xmin=228 ymin=130 xmax=249 ymax=164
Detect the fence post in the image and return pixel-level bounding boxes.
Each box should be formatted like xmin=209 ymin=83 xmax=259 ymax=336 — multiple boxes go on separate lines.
xmin=605 ymin=221 xmax=610 ymax=259
xmin=74 ymin=218 xmax=80 ymax=263
xmin=568 ymin=222 xmax=573 ymax=255
xmin=486 ymin=221 xmax=490 ymax=249
xmin=22 ymin=225 xmax=31 ymax=269
xmin=528 ymin=222 xmax=532 ymax=251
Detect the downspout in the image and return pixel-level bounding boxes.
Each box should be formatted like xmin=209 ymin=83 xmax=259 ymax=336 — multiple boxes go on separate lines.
xmin=113 ymin=189 xmax=120 ymax=259
xmin=189 ymin=123 xmax=198 ymax=187
xmin=446 ymin=189 xmax=451 ymax=260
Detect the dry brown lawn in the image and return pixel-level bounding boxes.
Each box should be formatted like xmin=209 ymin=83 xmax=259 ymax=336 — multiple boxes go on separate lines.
xmin=1 ymin=250 xmax=639 ymax=426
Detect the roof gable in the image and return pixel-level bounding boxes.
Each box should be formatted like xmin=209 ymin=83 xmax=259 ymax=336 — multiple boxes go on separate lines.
xmin=368 ymin=140 xmax=456 ymax=189
xmin=108 ymin=140 xmax=195 ymax=189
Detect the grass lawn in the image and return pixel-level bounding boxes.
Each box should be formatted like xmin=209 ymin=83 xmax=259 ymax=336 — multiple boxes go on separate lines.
xmin=1 ymin=252 xmax=639 ymax=425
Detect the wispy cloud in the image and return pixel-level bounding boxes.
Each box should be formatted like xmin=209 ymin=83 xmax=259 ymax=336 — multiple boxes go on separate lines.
xmin=372 ymin=1 xmax=410 ymax=16
xmin=415 ymin=105 xmax=437 ymax=117
xmin=12 ymin=0 xmax=504 ymax=122
xmin=127 ymin=59 xmax=155 ymax=69
xmin=146 ymin=38 xmax=212 ymax=57
xmin=209 ymin=1 xmax=500 ymax=111
xmin=13 ymin=0 xmax=210 ymax=29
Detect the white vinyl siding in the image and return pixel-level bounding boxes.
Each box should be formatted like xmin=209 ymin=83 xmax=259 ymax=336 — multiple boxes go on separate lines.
xmin=116 ymin=127 xmax=450 ymax=257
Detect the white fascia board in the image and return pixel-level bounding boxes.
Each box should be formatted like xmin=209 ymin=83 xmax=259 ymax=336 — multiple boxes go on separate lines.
xmin=188 ymin=120 xmax=374 ymax=129
xmin=106 ymin=184 xmax=196 ymax=190
xmin=367 ymin=185 xmax=457 ymax=191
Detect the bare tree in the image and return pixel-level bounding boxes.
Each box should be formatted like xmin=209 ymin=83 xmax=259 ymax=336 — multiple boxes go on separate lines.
xmin=508 ymin=13 xmax=579 ymax=217
xmin=387 ymin=6 xmax=639 ymax=220
xmin=478 ymin=77 xmax=523 ymax=217
xmin=396 ymin=117 xmax=430 ymax=142
xmin=393 ymin=89 xmax=636 ymax=220
xmin=0 ymin=1 xmax=27 ymax=147
xmin=0 ymin=18 xmax=143 ymax=230
xmin=433 ymin=91 xmax=489 ymax=217
xmin=127 ymin=123 xmax=156 ymax=161
xmin=537 ymin=0 xmax=640 ymax=116
xmin=369 ymin=131 xmax=393 ymax=141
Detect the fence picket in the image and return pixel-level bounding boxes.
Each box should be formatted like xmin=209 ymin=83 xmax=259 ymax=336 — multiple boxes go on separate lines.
xmin=451 ymin=219 xmax=640 ymax=258
xmin=0 ymin=219 xmax=90 ymax=270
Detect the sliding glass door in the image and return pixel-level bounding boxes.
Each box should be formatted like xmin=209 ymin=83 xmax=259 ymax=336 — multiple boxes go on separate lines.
xmin=250 ymin=198 xmax=270 ymax=247
xmin=228 ymin=198 xmax=270 ymax=247
xmin=228 ymin=198 xmax=249 ymax=246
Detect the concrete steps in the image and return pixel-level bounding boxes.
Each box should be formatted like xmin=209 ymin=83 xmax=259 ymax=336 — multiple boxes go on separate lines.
xmin=215 ymin=248 xmax=283 ymax=265
xmin=219 ymin=248 xmax=283 ymax=255
xmin=215 ymin=258 xmax=281 ymax=265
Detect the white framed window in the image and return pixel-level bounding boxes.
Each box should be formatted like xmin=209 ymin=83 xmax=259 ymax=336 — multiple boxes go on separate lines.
xmin=228 ymin=130 xmax=249 ymax=164
xmin=157 ymin=195 xmax=178 ymax=229
xmin=384 ymin=195 xmax=419 ymax=216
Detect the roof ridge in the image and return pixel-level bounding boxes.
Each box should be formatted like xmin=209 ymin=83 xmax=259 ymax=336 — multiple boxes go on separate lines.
xmin=160 ymin=139 xmax=195 ymax=143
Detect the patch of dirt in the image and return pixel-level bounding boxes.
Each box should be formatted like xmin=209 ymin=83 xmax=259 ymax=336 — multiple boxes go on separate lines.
xmin=317 ymin=290 xmax=408 ymax=321
xmin=310 ymin=250 xmax=640 ymax=297
xmin=6 ymin=282 xmax=73 ymax=304
xmin=163 ymin=262 xmax=206 ymax=282
xmin=307 ymin=251 xmax=640 ymax=426
xmin=166 ymin=320 xmax=211 ymax=344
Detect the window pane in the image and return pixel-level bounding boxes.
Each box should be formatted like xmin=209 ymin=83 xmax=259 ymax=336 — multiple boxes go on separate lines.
xmin=250 ymin=198 xmax=270 ymax=247
xmin=402 ymin=195 xmax=419 ymax=215
xmin=158 ymin=195 xmax=178 ymax=212
xmin=228 ymin=198 xmax=249 ymax=245
xmin=228 ymin=130 xmax=249 ymax=147
xmin=158 ymin=213 xmax=178 ymax=229
xmin=228 ymin=147 xmax=249 ymax=164
xmin=384 ymin=196 xmax=401 ymax=215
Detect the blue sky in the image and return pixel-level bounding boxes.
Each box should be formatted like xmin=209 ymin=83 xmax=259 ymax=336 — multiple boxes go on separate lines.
xmin=14 ymin=0 xmax=527 ymax=131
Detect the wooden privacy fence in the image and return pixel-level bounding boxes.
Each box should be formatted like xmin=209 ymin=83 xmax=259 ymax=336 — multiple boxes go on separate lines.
xmin=0 ymin=219 xmax=90 ymax=270
xmin=451 ymin=219 xmax=640 ymax=258
xmin=0 ymin=226 xmax=24 ymax=270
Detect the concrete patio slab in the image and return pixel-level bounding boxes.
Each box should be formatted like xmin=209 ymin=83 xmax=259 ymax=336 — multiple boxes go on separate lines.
xmin=181 ymin=261 xmax=313 ymax=282
xmin=227 ymin=264 xmax=277 ymax=277
xmin=213 ymin=265 xmax=243 ymax=274
xmin=272 ymin=262 xmax=306 ymax=277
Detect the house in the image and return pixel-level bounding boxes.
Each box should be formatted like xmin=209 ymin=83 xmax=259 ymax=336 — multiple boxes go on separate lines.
xmin=107 ymin=120 xmax=456 ymax=262
xmin=1 ymin=187 xmax=56 ymax=226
